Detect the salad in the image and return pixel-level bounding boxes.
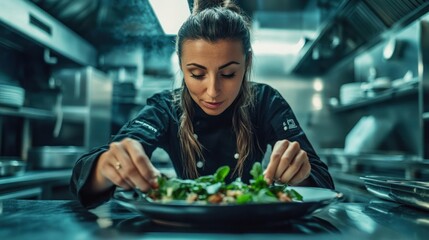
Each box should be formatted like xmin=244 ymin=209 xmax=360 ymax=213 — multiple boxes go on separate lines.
xmin=146 ymin=162 xmax=303 ymax=204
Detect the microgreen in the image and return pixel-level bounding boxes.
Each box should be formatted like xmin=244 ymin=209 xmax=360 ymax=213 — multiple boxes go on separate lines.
xmin=148 ymin=162 xmax=303 ymax=204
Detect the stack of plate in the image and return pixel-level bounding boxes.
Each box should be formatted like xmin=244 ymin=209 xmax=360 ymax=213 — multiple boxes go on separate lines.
xmin=339 ymin=82 xmax=365 ymax=105
xmin=0 ymin=83 xmax=25 ymax=108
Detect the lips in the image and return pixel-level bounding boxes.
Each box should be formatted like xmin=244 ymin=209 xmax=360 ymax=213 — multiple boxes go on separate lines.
xmin=202 ymin=101 xmax=223 ymax=109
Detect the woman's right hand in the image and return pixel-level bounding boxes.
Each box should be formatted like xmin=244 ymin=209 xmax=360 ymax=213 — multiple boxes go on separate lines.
xmin=91 ymin=138 xmax=161 ymax=193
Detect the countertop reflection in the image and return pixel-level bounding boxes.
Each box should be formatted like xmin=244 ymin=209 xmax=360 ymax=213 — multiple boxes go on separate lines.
xmin=0 ymin=199 xmax=428 ymax=240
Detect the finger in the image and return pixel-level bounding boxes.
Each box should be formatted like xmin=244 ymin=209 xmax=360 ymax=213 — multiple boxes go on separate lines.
xmin=264 ymin=140 xmax=289 ymax=184
xmin=274 ymin=141 xmax=300 ymax=180
xmin=109 ymin=140 xmax=150 ymax=190
xmin=289 ymin=159 xmax=311 ymax=185
xmin=279 ymin=150 xmax=307 ymax=184
xmin=123 ymin=139 xmax=160 ymax=188
xmin=103 ymin=163 xmax=133 ymax=190
xmin=108 ymin=160 xmax=137 ymax=188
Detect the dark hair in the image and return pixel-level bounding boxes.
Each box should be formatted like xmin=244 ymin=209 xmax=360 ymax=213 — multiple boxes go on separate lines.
xmin=175 ymin=0 xmax=255 ymax=178
xmin=177 ymin=0 xmax=252 ymax=59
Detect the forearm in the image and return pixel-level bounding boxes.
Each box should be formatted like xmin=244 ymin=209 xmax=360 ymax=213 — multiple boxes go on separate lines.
xmin=88 ymin=152 xmax=115 ymax=193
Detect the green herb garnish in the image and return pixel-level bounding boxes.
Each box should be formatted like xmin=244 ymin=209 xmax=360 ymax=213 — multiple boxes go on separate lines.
xmin=147 ymin=162 xmax=303 ymax=204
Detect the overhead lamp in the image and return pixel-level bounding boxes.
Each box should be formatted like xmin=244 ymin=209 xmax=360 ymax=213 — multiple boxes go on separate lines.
xmin=149 ymin=0 xmax=191 ymax=35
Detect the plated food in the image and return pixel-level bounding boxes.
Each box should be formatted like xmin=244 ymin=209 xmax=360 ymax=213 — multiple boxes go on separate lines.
xmin=114 ymin=162 xmax=342 ymax=225
xmin=146 ymin=162 xmax=303 ymax=204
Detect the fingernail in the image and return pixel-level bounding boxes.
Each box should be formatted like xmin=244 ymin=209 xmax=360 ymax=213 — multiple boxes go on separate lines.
xmin=150 ymin=177 xmax=159 ymax=189
xmin=264 ymin=177 xmax=271 ymax=184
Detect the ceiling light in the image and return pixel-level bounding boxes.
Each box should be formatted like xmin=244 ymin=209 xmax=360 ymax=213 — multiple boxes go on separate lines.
xmin=149 ymin=0 xmax=190 ymax=35
xmin=313 ymin=78 xmax=323 ymax=92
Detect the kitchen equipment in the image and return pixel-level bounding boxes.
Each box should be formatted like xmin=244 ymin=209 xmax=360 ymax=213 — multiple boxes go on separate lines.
xmin=113 ymin=187 xmax=343 ymax=226
xmin=339 ymin=82 xmax=365 ymax=105
xmin=0 ymin=83 xmax=25 ymax=108
xmin=0 ymin=0 xmax=96 ymax=66
xmin=0 ymin=159 xmax=26 ymax=177
xmin=47 ymin=67 xmax=112 ymax=149
xmin=361 ymin=77 xmax=392 ymax=97
xmin=27 ymin=146 xmax=85 ymax=169
xmin=344 ymin=115 xmax=395 ymax=155
xmin=361 ymin=176 xmax=429 ymax=211
xmin=383 ymin=38 xmax=404 ymax=61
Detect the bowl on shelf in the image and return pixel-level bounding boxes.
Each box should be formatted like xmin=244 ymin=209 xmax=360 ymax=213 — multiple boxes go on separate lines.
xmin=0 ymin=159 xmax=26 ymax=177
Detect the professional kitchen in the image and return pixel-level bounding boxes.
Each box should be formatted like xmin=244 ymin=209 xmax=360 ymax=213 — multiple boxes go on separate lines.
xmin=1 ymin=0 xmax=429 ymax=239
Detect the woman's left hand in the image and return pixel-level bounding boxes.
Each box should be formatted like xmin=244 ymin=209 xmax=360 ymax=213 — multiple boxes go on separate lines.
xmin=264 ymin=139 xmax=311 ymax=185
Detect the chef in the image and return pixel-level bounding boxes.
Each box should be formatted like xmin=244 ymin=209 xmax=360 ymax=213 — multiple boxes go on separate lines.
xmin=70 ymin=0 xmax=334 ymax=208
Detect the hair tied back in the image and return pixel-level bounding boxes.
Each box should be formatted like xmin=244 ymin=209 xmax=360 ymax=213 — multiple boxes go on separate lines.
xmin=192 ymin=0 xmax=237 ymax=15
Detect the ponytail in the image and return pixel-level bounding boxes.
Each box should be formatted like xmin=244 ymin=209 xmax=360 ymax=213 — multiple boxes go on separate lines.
xmin=192 ymin=0 xmax=242 ymax=15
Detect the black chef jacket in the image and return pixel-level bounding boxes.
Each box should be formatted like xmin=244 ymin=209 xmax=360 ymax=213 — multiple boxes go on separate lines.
xmin=70 ymin=83 xmax=334 ymax=208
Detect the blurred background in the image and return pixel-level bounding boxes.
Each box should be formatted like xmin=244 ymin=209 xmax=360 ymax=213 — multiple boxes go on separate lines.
xmin=0 ymin=0 xmax=429 ymax=201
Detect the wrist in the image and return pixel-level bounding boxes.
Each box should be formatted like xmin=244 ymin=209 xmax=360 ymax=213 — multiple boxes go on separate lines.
xmin=90 ymin=153 xmax=113 ymax=192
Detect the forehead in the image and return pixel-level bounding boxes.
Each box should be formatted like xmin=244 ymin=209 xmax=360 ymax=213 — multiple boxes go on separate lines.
xmin=181 ymin=39 xmax=245 ymax=63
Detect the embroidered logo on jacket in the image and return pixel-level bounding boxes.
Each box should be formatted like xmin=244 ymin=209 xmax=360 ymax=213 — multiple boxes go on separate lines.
xmin=134 ymin=120 xmax=158 ymax=133
xmin=282 ymin=119 xmax=297 ymax=131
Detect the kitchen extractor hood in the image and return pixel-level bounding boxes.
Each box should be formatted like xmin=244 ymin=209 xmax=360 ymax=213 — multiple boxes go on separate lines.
xmin=291 ymin=0 xmax=429 ymax=75
xmin=0 ymin=0 xmax=96 ymax=66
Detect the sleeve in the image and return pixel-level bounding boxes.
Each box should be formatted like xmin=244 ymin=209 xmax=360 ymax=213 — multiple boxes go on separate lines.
xmin=69 ymin=92 xmax=172 ymax=208
xmin=259 ymin=85 xmax=335 ymax=190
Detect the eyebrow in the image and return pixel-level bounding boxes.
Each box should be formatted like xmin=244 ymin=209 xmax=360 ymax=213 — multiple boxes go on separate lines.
xmin=186 ymin=61 xmax=240 ymax=70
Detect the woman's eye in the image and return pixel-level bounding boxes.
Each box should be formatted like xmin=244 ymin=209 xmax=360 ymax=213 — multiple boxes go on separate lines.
xmin=190 ymin=73 xmax=204 ymax=80
xmin=221 ymin=73 xmax=236 ymax=79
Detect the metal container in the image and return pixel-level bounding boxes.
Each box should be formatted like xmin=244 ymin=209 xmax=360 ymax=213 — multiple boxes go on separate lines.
xmin=27 ymin=146 xmax=86 ymax=169
xmin=0 ymin=160 xmax=26 ymax=177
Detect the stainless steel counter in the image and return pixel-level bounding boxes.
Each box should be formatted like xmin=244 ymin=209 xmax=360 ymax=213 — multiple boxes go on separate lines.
xmin=0 ymin=199 xmax=428 ymax=239
xmin=0 ymin=170 xmax=72 ymax=199
xmin=0 ymin=170 xmax=71 ymax=187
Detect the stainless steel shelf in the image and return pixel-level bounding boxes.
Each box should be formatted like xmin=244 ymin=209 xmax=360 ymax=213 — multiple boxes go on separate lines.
xmin=330 ymin=87 xmax=418 ymax=113
xmin=320 ymin=148 xmax=429 ymax=180
xmin=0 ymin=106 xmax=55 ymax=120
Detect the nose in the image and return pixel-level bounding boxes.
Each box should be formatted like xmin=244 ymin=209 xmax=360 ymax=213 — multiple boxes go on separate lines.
xmin=206 ymin=74 xmax=220 ymax=99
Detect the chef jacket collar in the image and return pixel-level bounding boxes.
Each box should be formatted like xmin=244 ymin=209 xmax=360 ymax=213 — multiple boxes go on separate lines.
xmin=192 ymin=98 xmax=237 ymax=124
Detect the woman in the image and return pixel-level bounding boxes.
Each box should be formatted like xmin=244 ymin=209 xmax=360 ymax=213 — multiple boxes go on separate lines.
xmin=70 ymin=0 xmax=334 ymax=208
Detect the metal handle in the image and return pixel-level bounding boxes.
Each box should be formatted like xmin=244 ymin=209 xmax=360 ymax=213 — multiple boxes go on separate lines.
xmin=53 ymin=93 xmax=63 ymax=138
xmin=29 ymin=13 xmax=52 ymax=36
xmin=74 ymin=71 xmax=82 ymax=98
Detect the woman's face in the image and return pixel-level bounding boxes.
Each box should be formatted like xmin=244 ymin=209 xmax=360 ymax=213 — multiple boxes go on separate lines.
xmin=181 ymin=39 xmax=246 ymax=116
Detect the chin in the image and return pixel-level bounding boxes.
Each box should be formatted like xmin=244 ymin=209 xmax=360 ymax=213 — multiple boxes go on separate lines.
xmin=203 ymin=108 xmax=225 ymax=116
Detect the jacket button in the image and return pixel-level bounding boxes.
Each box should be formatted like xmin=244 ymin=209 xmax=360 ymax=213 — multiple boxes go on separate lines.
xmin=197 ymin=161 xmax=204 ymax=168
xmin=193 ymin=134 xmax=198 ymax=139
xmin=234 ymin=153 xmax=239 ymax=159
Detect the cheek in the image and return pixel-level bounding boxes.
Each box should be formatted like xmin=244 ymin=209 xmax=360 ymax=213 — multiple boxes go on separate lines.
xmin=234 ymin=82 xmax=243 ymax=97
xmin=230 ymin=77 xmax=244 ymax=96
xmin=184 ymin=78 xmax=201 ymax=96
